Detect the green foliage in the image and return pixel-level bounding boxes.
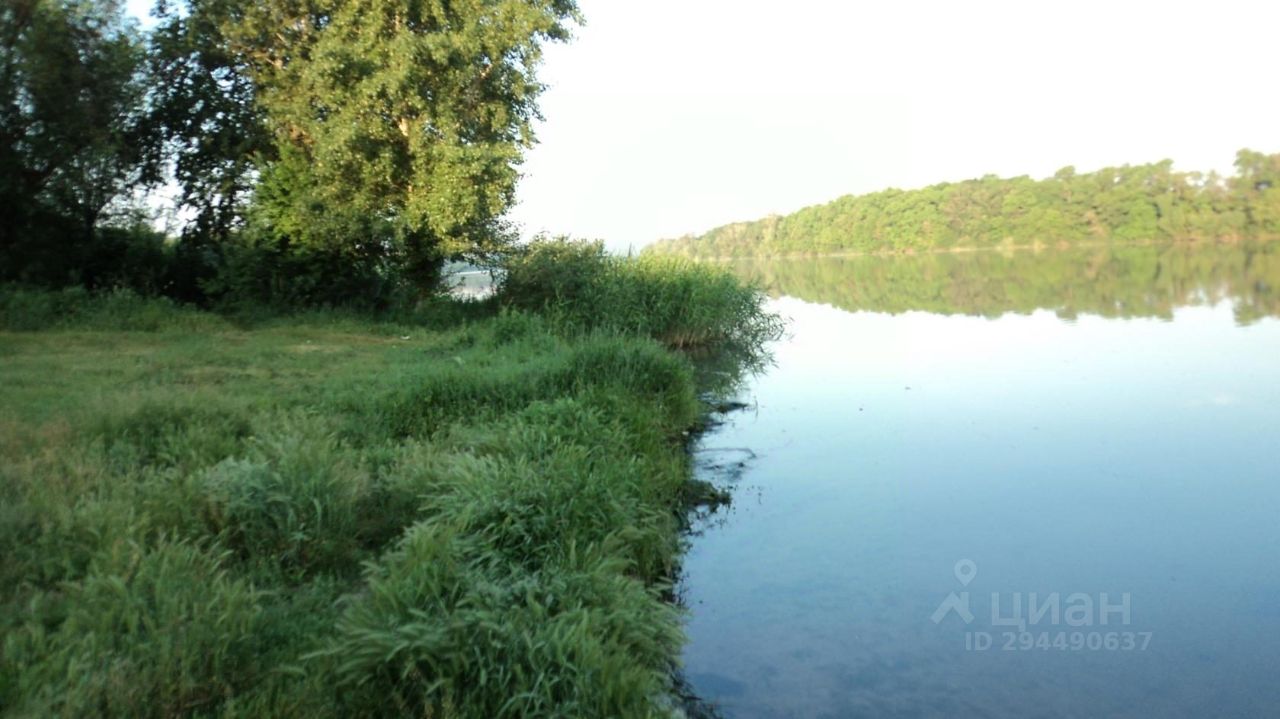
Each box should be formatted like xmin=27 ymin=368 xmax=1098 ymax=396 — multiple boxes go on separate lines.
xmin=323 ymin=527 xmax=682 ymax=718
xmin=146 ymin=0 xmax=267 ymax=244
xmin=499 ymin=237 xmax=784 ymax=353
xmin=198 ymin=422 xmax=367 ymax=575
xmin=648 ymin=151 xmax=1280 ymax=258
xmin=96 ymin=401 xmax=253 ymax=471
xmin=5 ymin=0 xmax=581 ymax=301
xmin=161 ymin=0 xmax=582 ymax=287
xmin=318 ymin=397 xmax=689 ymax=716
xmin=0 ymin=284 xmax=231 ymax=332
xmin=0 ymin=258 xmax=774 ymax=716
xmin=1 ymin=0 xmax=158 ymax=285
xmin=204 ymin=225 xmax=412 ymax=311
xmin=4 ymin=540 xmax=265 ymax=718
xmin=497 ymin=237 xmax=612 ymax=309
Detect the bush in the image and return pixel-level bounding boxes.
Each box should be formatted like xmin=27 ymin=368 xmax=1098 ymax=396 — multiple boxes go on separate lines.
xmin=0 ymin=285 xmax=231 ymax=332
xmin=2 ymin=220 xmax=168 ymax=290
xmin=497 ymin=237 xmax=783 ymax=353
xmin=494 ymin=237 xmax=613 ymax=311
xmin=205 ymin=233 xmax=414 ymax=312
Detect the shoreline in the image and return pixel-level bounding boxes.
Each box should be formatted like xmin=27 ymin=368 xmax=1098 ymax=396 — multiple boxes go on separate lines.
xmin=0 ymin=252 xmax=780 ymax=717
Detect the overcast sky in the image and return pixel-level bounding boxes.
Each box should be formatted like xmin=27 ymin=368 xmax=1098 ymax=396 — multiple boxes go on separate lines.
xmin=127 ymin=0 xmax=1280 ymax=252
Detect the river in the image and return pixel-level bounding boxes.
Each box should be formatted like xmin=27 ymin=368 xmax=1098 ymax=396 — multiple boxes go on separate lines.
xmin=681 ymin=242 xmax=1280 ymax=718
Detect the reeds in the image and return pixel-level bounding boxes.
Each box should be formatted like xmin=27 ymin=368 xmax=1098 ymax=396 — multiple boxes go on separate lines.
xmin=498 ymin=237 xmax=784 ymax=353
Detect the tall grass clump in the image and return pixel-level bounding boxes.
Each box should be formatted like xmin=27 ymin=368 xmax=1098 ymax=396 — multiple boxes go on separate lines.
xmin=314 ymin=395 xmax=692 ymax=717
xmin=498 ymin=237 xmax=783 ymax=353
xmin=197 ymin=417 xmax=368 ymax=576
xmin=320 ymin=528 xmax=683 ymax=718
xmin=3 ymin=540 xmax=265 ymax=718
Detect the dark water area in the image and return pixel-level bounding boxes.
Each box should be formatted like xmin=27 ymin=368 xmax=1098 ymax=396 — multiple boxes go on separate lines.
xmin=680 ymin=242 xmax=1280 ymax=718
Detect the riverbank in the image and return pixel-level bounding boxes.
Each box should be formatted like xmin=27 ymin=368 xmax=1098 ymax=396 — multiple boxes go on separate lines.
xmin=0 ymin=244 xmax=780 ymax=717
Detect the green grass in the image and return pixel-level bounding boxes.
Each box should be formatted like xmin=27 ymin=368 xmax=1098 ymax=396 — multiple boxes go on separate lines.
xmin=499 ymin=238 xmax=784 ymax=355
xmin=0 ymin=264 xmax=776 ymax=717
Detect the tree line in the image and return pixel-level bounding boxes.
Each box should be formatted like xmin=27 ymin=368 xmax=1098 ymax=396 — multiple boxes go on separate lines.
xmin=1 ymin=0 xmax=578 ymax=306
xmin=648 ymin=151 xmax=1280 ymax=258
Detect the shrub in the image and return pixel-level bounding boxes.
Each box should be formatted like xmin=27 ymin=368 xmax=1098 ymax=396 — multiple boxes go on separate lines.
xmin=497 ymin=237 xmax=783 ymax=353
xmin=0 ymin=285 xmax=230 ymax=332
xmin=205 ymin=233 xmax=413 ymax=313
xmin=495 ymin=237 xmax=613 ymax=311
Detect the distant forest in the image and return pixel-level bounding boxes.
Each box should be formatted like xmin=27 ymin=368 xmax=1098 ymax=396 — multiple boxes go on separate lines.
xmin=647 ymin=150 xmax=1280 ymax=258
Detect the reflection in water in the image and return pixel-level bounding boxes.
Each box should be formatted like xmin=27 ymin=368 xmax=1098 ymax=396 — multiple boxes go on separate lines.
xmin=723 ymin=241 xmax=1280 ymax=323
xmin=681 ymin=243 xmax=1280 ymax=718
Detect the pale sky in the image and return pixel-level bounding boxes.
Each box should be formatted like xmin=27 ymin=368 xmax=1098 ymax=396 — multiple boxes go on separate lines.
xmin=127 ymin=0 xmax=1280 ymax=252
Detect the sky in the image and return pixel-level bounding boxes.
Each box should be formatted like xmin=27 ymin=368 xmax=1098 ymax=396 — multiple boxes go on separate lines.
xmin=126 ymin=0 xmax=1280 ymax=252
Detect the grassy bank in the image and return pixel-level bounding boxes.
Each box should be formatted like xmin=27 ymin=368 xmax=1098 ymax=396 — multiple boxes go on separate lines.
xmin=0 ymin=247 xmax=779 ymax=717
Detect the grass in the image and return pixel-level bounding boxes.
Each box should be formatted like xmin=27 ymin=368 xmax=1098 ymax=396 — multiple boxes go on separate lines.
xmin=0 ymin=254 xmax=779 ymax=718
xmin=499 ymin=238 xmax=784 ymax=355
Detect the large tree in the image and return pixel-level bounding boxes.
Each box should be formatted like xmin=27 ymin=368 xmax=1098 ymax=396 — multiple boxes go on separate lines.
xmin=1234 ymin=149 xmax=1280 ymax=232
xmin=161 ymin=0 xmax=579 ymax=289
xmin=1 ymin=0 xmax=153 ymax=282
xmin=148 ymin=0 xmax=266 ymax=244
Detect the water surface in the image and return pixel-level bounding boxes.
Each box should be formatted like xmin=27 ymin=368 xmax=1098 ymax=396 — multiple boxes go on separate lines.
xmin=682 ymin=243 xmax=1280 ymax=718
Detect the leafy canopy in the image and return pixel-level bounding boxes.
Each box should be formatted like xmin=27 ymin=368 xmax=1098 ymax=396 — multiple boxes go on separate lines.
xmin=1 ymin=0 xmax=154 ymax=282
xmin=189 ymin=0 xmax=581 ymax=284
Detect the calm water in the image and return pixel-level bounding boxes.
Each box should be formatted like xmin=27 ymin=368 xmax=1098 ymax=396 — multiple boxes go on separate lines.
xmin=681 ymin=243 xmax=1280 ymax=718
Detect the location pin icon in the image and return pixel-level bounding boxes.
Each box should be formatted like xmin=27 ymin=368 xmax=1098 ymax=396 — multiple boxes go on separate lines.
xmin=954 ymin=559 xmax=978 ymax=587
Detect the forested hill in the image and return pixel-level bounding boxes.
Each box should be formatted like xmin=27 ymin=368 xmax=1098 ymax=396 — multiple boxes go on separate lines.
xmin=646 ymin=150 xmax=1280 ymax=258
